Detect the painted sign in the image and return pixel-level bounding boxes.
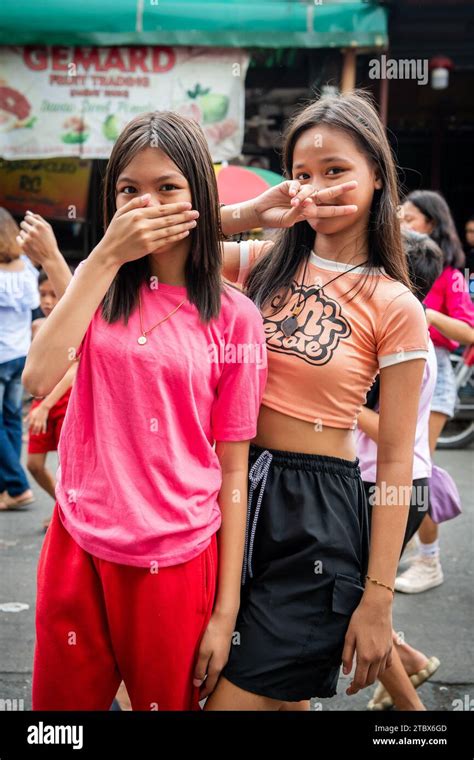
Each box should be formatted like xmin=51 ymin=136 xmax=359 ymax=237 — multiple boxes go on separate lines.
xmin=0 ymin=46 xmax=249 ymax=161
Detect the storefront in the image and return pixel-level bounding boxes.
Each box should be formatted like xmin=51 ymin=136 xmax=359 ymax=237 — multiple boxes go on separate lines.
xmin=0 ymin=0 xmax=388 ymax=260
xmin=384 ymin=0 xmax=474 ymax=238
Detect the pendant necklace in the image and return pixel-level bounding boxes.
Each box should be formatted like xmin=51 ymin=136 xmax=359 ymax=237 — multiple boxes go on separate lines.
xmin=137 ymin=289 xmax=186 ymax=345
xmin=280 ymin=255 xmax=369 ymax=338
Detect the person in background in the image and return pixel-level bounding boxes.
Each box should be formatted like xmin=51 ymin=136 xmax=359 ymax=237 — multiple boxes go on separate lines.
xmin=26 ymin=270 xmax=78 ymax=531
xmin=17 ymin=210 xmax=72 ymax=299
xmin=399 ymin=190 xmax=474 ymax=593
xmin=15 ymin=209 xmax=77 ymax=523
xmin=356 ymin=229 xmax=443 ymax=710
xmin=0 ymin=208 xmax=38 ymax=510
xmin=463 ymin=214 xmax=474 ymax=289
xmin=425 ymin=308 xmax=474 ymax=345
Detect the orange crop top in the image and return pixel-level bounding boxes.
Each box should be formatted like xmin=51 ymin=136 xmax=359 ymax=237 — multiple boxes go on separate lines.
xmin=235 ymin=239 xmax=429 ymax=430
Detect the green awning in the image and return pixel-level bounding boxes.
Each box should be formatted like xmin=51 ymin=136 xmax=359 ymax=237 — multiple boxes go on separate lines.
xmin=0 ymin=1 xmax=387 ymax=49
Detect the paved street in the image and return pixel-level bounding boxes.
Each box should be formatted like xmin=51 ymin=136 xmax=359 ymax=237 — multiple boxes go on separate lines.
xmin=0 ymin=435 xmax=472 ymax=712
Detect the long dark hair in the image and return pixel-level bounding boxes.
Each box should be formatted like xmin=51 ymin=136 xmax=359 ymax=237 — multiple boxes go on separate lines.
xmin=245 ymin=90 xmax=410 ymax=310
xmin=405 ymin=190 xmax=465 ymax=270
xmin=101 ymin=111 xmax=224 ymax=324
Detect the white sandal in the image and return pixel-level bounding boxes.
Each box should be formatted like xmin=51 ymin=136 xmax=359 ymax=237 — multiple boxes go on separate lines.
xmin=367 ymin=656 xmax=440 ymax=710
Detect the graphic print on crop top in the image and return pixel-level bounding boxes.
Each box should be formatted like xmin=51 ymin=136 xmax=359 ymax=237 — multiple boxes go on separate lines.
xmin=262 ymin=279 xmax=352 ymax=367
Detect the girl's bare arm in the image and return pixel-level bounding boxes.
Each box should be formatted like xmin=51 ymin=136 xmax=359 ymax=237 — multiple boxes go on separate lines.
xmin=193 ymin=440 xmax=249 ymax=699
xmin=343 ymin=358 xmax=425 ymax=695
xmin=36 ymin=362 xmax=78 ymax=408
xmin=23 ymin=245 xmax=120 ymax=398
xmin=425 ymin=308 xmax=474 ymax=345
xmin=18 ymin=212 xmax=72 ymax=299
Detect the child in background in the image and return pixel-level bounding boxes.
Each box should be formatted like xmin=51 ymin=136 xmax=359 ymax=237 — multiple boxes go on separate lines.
xmin=0 ymin=208 xmax=38 ymax=511
xmin=26 ymin=270 xmax=77 ymax=531
xmin=356 ymin=229 xmax=443 ymax=710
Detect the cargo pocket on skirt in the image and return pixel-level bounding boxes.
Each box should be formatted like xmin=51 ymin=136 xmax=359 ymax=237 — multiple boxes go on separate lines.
xmin=297 ymin=573 xmax=365 ymax=665
xmin=332 ymin=573 xmax=365 ymax=615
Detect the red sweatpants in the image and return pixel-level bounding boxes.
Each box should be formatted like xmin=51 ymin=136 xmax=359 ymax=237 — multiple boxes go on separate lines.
xmin=32 ymin=504 xmax=217 ymax=711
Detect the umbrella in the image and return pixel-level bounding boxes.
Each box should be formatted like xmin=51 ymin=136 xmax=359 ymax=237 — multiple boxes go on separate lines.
xmin=213 ymin=164 xmax=283 ymax=204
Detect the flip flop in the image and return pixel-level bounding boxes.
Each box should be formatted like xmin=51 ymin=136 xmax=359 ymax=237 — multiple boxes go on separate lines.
xmin=367 ymin=656 xmax=441 ymax=711
xmin=0 ymin=494 xmax=36 ymax=511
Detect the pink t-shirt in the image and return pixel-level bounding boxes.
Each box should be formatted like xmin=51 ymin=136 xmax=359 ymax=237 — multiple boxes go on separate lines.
xmin=55 ymin=261 xmax=268 ymax=568
xmin=424 ymin=267 xmax=474 ymax=352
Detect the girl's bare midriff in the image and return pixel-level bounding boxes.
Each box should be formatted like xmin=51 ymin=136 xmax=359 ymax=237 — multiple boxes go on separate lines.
xmin=252 ymin=404 xmax=357 ymax=461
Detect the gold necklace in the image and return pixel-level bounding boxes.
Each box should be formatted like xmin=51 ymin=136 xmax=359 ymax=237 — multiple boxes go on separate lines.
xmin=137 ymin=290 xmax=186 ymax=345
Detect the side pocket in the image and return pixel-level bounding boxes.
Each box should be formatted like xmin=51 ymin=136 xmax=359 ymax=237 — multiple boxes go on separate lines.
xmin=203 ymin=544 xmax=209 ymax=610
xmin=198 ymin=538 xmax=216 ymax=616
xmin=332 ymin=573 xmax=365 ymax=616
xmin=208 ymin=536 xmax=215 ymax=598
xmin=297 ymin=573 xmax=365 ymax=666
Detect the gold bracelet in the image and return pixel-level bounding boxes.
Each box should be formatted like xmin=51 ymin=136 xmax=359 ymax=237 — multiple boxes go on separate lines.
xmin=365 ymin=575 xmax=395 ymax=596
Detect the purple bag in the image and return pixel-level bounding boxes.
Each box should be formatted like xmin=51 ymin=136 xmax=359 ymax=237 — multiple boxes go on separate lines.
xmin=429 ymin=465 xmax=462 ymax=524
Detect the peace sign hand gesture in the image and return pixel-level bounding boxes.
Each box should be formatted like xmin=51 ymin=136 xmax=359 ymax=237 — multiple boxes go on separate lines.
xmin=253 ymin=179 xmax=358 ymax=229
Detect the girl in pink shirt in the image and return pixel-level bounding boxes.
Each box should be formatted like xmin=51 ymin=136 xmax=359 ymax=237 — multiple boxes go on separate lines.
xmin=399 ymin=190 xmax=474 ymax=594
xmin=23 ymin=112 xmax=268 ymax=711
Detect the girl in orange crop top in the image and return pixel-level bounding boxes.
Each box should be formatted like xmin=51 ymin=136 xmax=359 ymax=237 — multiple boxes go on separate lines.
xmin=205 ymin=91 xmax=429 ymax=712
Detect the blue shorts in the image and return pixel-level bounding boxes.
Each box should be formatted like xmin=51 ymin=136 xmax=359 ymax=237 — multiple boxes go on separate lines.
xmin=431 ymin=346 xmax=457 ymax=418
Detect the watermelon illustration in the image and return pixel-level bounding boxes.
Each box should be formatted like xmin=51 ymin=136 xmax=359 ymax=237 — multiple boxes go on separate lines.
xmin=0 ymin=85 xmax=33 ymax=132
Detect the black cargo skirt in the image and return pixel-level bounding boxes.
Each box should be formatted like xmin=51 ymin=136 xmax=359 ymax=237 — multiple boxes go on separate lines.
xmin=221 ymin=443 xmax=370 ymax=702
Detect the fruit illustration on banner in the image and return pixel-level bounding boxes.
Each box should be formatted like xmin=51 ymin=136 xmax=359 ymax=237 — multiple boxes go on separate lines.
xmin=0 ymin=47 xmax=248 ymax=160
xmin=103 ymin=114 xmax=120 ymax=141
xmin=0 ymin=83 xmax=35 ymax=132
xmin=197 ymin=93 xmax=229 ymax=124
xmin=61 ymin=116 xmax=89 ymax=144
xmin=180 ymin=83 xmax=230 ymax=125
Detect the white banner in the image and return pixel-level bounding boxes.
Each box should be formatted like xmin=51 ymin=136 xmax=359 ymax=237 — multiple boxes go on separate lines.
xmin=0 ymin=46 xmax=249 ymax=161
